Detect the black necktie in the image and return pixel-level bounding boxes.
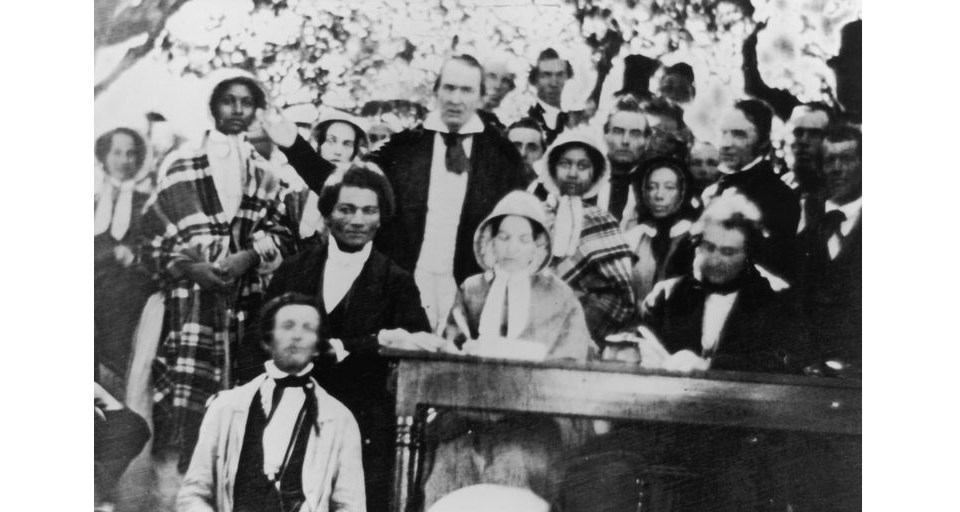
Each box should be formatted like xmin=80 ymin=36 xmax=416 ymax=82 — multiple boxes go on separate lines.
xmin=442 ymin=132 xmax=469 ymax=175
xmin=822 ymin=210 xmax=846 ymax=241
xmin=270 ymin=374 xmax=319 ymax=433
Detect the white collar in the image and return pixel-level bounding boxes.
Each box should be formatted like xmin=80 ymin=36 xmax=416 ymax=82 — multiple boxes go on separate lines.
xmin=717 ymin=154 xmax=765 ymax=175
xmin=825 ymin=196 xmax=862 ymax=216
xmin=537 ymin=99 xmax=562 ymax=118
xmin=327 ymin=238 xmax=372 ymax=265
xmin=824 ymin=197 xmax=862 ymax=235
xmin=264 ymin=360 xmax=314 ymax=379
xmin=423 ymin=110 xmax=485 ymax=135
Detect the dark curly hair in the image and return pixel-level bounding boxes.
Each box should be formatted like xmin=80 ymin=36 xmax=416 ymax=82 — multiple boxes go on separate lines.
xmin=317 ymin=162 xmax=396 ymax=220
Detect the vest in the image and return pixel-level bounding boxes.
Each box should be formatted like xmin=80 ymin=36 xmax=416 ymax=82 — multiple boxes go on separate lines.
xmin=233 ymin=389 xmax=311 ymax=512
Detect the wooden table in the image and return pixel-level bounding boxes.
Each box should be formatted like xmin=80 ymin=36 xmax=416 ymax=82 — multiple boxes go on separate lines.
xmin=384 ymin=350 xmax=861 ymax=512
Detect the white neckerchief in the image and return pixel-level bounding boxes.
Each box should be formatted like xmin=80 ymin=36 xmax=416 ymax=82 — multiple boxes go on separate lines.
xmin=537 ymin=100 xmax=562 ymax=130
xmin=323 ymin=239 xmax=372 ymax=312
xmin=94 ymin=168 xmax=152 ymax=240
xmin=205 ymin=130 xmax=247 ymax=221
xmin=551 ymin=195 xmax=584 ymax=259
xmin=701 ymin=291 xmax=738 ymax=356
xmin=824 ymin=197 xmax=862 ymax=259
xmin=477 ymin=267 xmax=532 ymax=340
xmin=259 ymin=360 xmax=314 ymax=478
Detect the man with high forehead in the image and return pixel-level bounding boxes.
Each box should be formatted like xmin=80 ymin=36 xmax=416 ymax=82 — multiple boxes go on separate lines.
xmin=703 ymin=99 xmax=800 ymax=282
xmin=602 ymin=96 xmax=650 ymax=221
xmin=265 ymin=55 xmax=526 ymax=329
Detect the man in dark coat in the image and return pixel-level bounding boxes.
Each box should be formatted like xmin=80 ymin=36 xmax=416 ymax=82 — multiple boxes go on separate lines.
xmin=525 ymin=48 xmax=573 ymax=145
xmin=703 ymin=99 xmax=800 ymax=282
xmin=794 ymin=122 xmax=862 ymax=366
xmin=256 ymin=164 xmax=433 ymax=512
xmin=264 ymin=55 xmax=526 ymax=330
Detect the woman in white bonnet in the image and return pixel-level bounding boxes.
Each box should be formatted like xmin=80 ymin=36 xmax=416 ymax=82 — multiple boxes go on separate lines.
xmin=442 ymin=190 xmax=593 ymax=361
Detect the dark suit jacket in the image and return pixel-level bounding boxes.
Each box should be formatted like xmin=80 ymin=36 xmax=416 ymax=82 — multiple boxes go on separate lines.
xmin=640 ymin=269 xmax=810 ymax=373
xmin=794 ymin=200 xmax=862 ymax=364
xmin=259 ymin=240 xmax=430 ymax=512
xmin=280 ymin=122 xmax=526 ymax=284
xmin=714 ymin=159 xmax=801 ymax=280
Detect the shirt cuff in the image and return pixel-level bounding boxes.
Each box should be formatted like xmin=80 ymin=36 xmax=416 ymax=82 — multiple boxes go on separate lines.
xmin=328 ymin=338 xmax=350 ymax=363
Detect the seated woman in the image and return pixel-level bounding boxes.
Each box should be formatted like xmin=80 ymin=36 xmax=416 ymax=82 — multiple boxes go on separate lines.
xmin=285 ymin=114 xmax=369 ymax=249
xmin=260 ymin=162 xmax=432 ymax=512
xmin=178 ymin=292 xmax=365 ymax=512
xmin=421 ymin=191 xmax=593 ymax=509
xmin=443 ymin=190 xmax=593 ymax=361
xmin=624 ymin=157 xmax=699 ymax=302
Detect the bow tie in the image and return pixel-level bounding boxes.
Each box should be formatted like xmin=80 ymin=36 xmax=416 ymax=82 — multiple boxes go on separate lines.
xmin=822 ymin=209 xmax=846 ymax=236
xmin=270 ymin=374 xmax=319 ymax=432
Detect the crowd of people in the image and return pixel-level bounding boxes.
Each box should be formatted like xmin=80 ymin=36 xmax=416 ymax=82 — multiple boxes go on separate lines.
xmin=94 ymin=18 xmax=861 ymax=512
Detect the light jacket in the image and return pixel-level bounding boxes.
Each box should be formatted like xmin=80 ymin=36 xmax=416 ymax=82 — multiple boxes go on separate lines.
xmin=177 ymin=374 xmax=366 ymax=512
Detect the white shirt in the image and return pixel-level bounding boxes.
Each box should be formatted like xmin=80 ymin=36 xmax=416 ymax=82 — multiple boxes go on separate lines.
xmin=322 ymin=239 xmax=373 ymax=312
xmin=258 ymin=361 xmax=315 ymax=478
xmin=824 ymin=197 xmax=862 ymax=259
xmin=416 ymin=111 xmax=484 ymax=274
xmin=701 ymin=291 xmax=739 ymax=356
xmin=536 ymin=100 xmax=562 ymax=130
xmin=205 ymin=130 xmax=247 ymax=221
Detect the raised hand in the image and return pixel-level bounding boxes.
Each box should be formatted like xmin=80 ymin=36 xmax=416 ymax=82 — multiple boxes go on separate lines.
xmin=258 ymin=106 xmax=298 ymax=148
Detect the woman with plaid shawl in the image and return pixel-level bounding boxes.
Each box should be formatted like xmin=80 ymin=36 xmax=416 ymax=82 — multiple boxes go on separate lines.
xmin=139 ymin=76 xmax=296 ymax=470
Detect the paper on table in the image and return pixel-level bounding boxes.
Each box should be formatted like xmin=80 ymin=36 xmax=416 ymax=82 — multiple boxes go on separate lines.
xmin=462 ymin=337 xmax=549 ymax=362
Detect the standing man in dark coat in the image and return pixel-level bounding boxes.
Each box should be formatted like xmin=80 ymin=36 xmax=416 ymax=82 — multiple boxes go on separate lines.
xmin=264 ymin=55 xmax=526 ymax=329
xmin=702 ymin=99 xmax=800 ymax=282
xmin=256 ymin=164 xmax=435 ymax=512
xmin=794 ymin=122 xmax=862 ymax=366
xmin=526 ymin=48 xmax=573 ymax=146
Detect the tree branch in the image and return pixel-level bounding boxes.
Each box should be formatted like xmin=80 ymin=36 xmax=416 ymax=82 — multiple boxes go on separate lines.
xmin=94 ymin=0 xmax=191 ymax=98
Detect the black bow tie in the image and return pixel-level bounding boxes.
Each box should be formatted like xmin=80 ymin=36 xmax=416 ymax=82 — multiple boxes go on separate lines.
xmin=270 ymin=374 xmax=318 ymax=432
xmin=822 ymin=209 xmax=846 ymax=236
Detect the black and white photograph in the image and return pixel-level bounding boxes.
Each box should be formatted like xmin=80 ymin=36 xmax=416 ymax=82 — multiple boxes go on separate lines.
xmin=89 ymin=0 xmax=864 ymax=510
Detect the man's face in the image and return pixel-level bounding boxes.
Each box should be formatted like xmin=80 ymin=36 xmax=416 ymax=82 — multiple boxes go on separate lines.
xmin=326 ymin=185 xmax=381 ymax=249
xmin=690 ymin=142 xmax=721 ymax=187
xmin=437 ymin=60 xmax=483 ymax=132
xmin=718 ymin=108 xmax=760 ymax=171
xmin=319 ymin=121 xmax=357 ymax=166
xmin=659 ymin=73 xmax=694 ymax=104
xmin=694 ymin=221 xmax=748 ymax=286
xmin=105 ymin=132 xmax=140 ymax=180
xmin=508 ymin=127 xmax=545 ymax=169
xmin=213 ymin=83 xmax=258 ymax=135
xmin=604 ymin=111 xmax=648 ymax=166
xmin=554 ymin=146 xmax=595 ymax=197
xmin=789 ymin=108 xmax=830 ymax=172
xmin=822 ymin=139 xmax=862 ymax=204
xmin=367 ymin=123 xmax=392 ymax=150
xmin=483 ymin=62 xmax=515 ymax=110
xmin=265 ymin=304 xmax=320 ymax=374
xmin=534 ymin=58 xmax=568 ymax=108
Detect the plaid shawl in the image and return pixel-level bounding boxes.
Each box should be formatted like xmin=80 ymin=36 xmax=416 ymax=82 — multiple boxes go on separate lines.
xmin=138 ymin=142 xmax=294 ymax=460
xmin=552 ymin=205 xmax=638 ymax=342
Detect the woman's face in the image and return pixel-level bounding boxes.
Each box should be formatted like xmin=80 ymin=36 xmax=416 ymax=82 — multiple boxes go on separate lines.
xmin=643 ymin=167 xmax=682 ymax=218
xmin=319 ymin=122 xmax=357 ymax=165
xmin=104 ymin=132 xmax=140 ymax=180
xmin=555 ymin=146 xmax=595 ymax=197
xmin=265 ymin=304 xmax=320 ymax=374
xmin=492 ymin=215 xmax=537 ymax=273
